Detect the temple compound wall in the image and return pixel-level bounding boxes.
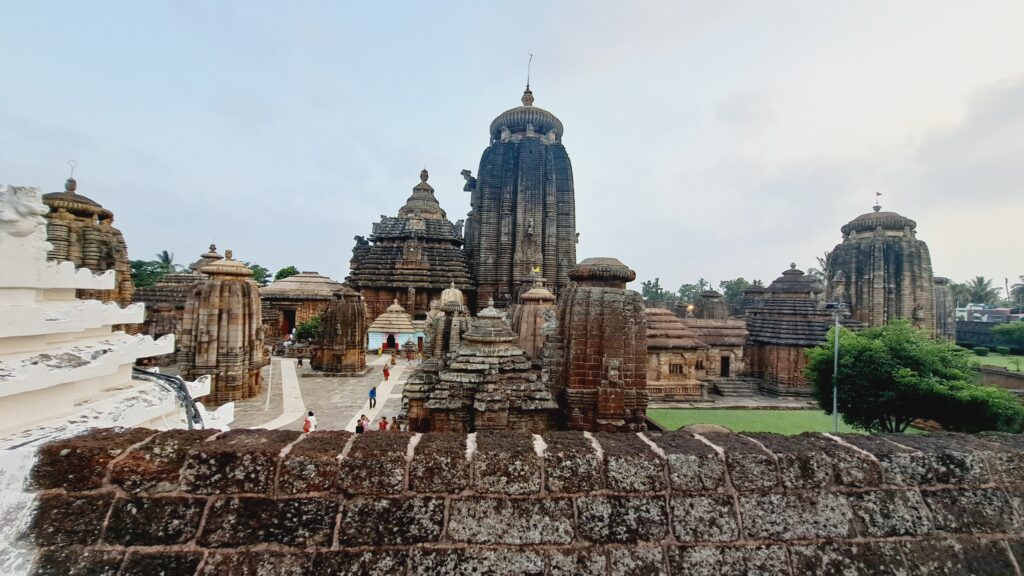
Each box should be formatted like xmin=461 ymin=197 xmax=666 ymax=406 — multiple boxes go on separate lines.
xmin=25 ymin=428 xmax=1024 ymax=575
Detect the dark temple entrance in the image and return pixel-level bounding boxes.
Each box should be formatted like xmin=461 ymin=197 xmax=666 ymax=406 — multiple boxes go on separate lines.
xmin=720 ymin=356 xmax=730 ymax=377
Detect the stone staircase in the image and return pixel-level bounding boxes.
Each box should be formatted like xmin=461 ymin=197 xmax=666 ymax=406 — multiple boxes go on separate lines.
xmin=707 ymin=377 xmax=763 ymax=397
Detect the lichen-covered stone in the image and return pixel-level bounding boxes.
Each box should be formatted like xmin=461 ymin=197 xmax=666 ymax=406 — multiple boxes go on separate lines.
xmin=668 ymin=545 xmax=788 ymax=576
xmin=788 ymin=542 xmax=906 ymax=575
xmin=671 ymin=495 xmax=739 ymax=542
xmin=277 ymin=430 xmax=351 ymax=494
xmin=700 ymin=432 xmax=777 ymax=491
xmin=448 ymin=497 xmax=574 ymax=545
xmin=847 ymin=490 xmax=932 ymax=537
xmin=199 ymin=496 xmax=337 ymax=548
xmin=472 ymin=432 xmax=540 ymax=495
xmin=839 ymin=434 xmax=928 ymax=486
xmin=594 ymin=432 xmax=665 ymax=492
xmin=31 ymin=427 xmax=154 ymax=491
xmin=743 ymin=433 xmax=834 ymax=489
xmin=576 ymin=495 xmax=668 ymax=543
xmin=104 ymin=496 xmax=205 ymax=546
xmin=739 ymin=493 xmax=853 ymax=540
xmin=33 ymin=547 xmax=124 ymax=576
xmin=886 ymin=434 xmax=991 ymax=485
xmin=180 ymin=429 xmax=298 ymax=494
xmin=921 ymin=487 xmax=1017 ymax=532
xmin=30 ymin=493 xmax=113 ymax=546
xmin=408 ymin=433 xmax=469 ymax=493
xmin=548 ymin=548 xmax=607 ymax=576
xmin=542 ymin=432 xmax=604 ymax=493
xmin=311 ymin=551 xmax=407 ymax=576
xmin=648 ymin=432 xmax=726 ymax=492
xmin=120 ymin=552 xmax=202 ymax=576
xmin=338 ymin=497 xmax=444 ymax=546
xmin=338 ymin=432 xmax=410 ymax=494
xmin=199 ymin=552 xmax=312 ymax=576
xmin=410 ymin=548 xmax=544 ymax=576
xmin=109 ymin=429 xmax=218 ymax=494
xmin=609 ymin=546 xmax=667 ymax=576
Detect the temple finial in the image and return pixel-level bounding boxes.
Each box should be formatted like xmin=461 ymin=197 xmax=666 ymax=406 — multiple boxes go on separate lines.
xmin=873 ymin=191 xmax=882 ymax=212
xmin=65 ymin=160 xmax=78 ymax=193
xmin=420 ymin=168 xmax=428 ymax=183
xmin=522 ymin=53 xmax=535 ymax=106
xmin=225 ymin=249 xmax=233 ymax=260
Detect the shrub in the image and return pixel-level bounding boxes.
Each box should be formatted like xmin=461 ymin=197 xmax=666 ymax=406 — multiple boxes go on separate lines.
xmin=974 ymin=347 xmax=990 ymax=356
xmin=995 ymin=346 xmax=1010 ymax=355
xmin=294 ymin=316 xmax=321 ymax=342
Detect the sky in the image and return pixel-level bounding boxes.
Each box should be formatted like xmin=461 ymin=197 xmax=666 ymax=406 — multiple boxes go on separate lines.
xmin=2 ymin=1 xmax=1022 ymax=296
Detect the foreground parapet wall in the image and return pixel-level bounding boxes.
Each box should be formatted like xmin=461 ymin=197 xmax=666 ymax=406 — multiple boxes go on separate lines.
xmin=26 ymin=428 xmax=1024 ymax=575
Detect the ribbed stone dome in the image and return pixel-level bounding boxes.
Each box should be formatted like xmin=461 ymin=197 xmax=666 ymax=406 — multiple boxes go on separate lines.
xmin=489 ymin=88 xmax=564 ymax=141
xmin=841 ymin=207 xmax=917 ymax=236
xmin=198 ymin=250 xmax=253 ymax=278
xmin=42 ymin=178 xmax=112 ymax=219
xmin=766 ymin=264 xmax=823 ymax=295
xmin=397 ymin=169 xmax=447 ymax=220
xmin=568 ymin=257 xmax=636 ymax=284
xmin=261 ymin=271 xmax=344 ymax=300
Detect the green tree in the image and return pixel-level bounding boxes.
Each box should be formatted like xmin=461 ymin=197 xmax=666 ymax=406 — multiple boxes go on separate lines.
xmin=131 ymin=260 xmax=169 ymax=288
xmin=718 ymin=278 xmax=756 ymax=316
xmin=677 ymin=283 xmax=701 ymax=303
xmin=641 ymin=278 xmax=671 ymax=301
xmin=243 ymin=262 xmax=271 ymax=286
xmin=155 ymin=250 xmax=176 ymax=273
xmin=805 ymin=321 xmax=1024 ymax=433
xmin=274 ymin=265 xmax=300 ymax=281
xmin=964 ymin=276 xmax=1001 ymax=305
xmin=294 ymin=316 xmax=321 ymax=341
xmin=949 ymin=282 xmax=971 ymax=307
xmin=992 ymin=322 xmax=1024 ymax=351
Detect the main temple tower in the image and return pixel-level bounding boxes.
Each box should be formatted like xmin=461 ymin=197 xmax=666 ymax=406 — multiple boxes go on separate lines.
xmin=463 ymin=86 xmax=576 ymax=309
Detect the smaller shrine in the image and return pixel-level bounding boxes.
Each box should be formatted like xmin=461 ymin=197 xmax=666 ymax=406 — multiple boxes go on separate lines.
xmin=260 ymin=271 xmax=345 ymax=339
xmin=645 ymin=308 xmax=710 ymax=401
xmin=415 ymin=300 xmax=557 ymax=432
xmin=178 ymin=251 xmax=265 ymax=404
xmin=310 ymin=285 xmax=368 ymax=375
xmin=511 ymin=274 xmax=557 ymax=359
xmin=367 ymin=299 xmax=420 ymax=352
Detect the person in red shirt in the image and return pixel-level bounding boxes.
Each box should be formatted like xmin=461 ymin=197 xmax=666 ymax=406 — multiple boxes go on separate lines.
xmin=378 ymin=416 xmax=388 ymax=431
xmin=383 ymin=366 xmax=390 ymax=382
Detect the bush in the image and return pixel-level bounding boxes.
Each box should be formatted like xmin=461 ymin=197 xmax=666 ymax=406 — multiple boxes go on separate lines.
xmin=974 ymin=347 xmax=990 ymax=356
xmin=995 ymin=346 xmax=1010 ymax=355
xmin=294 ymin=316 xmax=321 ymax=342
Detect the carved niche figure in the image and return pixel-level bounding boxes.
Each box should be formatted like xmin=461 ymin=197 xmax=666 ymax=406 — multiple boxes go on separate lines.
xmin=460 ymin=169 xmax=477 ymax=192
xmin=526 ymin=217 xmax=534 ymax=237
xmin=354 ymin=235 xmax=369 ymax=246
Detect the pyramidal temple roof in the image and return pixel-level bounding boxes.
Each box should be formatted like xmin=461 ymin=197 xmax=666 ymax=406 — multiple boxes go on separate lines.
xmin=261 ymin=271 xmax=344 ymax=300
xmin=368 ymin=299 xmax=416 ymax=333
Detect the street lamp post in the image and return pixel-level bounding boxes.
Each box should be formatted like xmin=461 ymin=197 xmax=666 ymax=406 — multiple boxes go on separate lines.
xmin=824 ymin=301 xmax=849 ymax=433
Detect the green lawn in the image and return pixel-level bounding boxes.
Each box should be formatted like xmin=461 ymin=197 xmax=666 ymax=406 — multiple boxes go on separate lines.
xmin=647 ymin=409 xmax=864 ymax=435
xmin=972 ymin=353 xmax=1024 ymax=372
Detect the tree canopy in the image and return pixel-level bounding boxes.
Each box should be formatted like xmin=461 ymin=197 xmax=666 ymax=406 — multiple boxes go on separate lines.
xmin=130 ymin=260 xmax=169 ymax=288
xmin=805 ymin=320 xmax=1024 ymax=434
xmin=274 ymin=265 xmax=300 ymax=282
xmin=243 ymin=262 xmax=271 ymax=286
xmin=718 ymin=278 xmax=759 ymax=316
xmin=964 ymin=275 xmax=1001 ymax=305
xmin=993 ymin=322 xmax=1024 ymax=351
xmin=641 ymin=278 xmax=672 ymax=301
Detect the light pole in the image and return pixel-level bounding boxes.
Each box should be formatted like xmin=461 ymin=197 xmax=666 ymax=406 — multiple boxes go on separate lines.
xmin=824 ymin=301 xmax=849 ymax=433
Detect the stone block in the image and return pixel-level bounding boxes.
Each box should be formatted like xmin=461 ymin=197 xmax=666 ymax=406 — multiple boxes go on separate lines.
xmin=200 ymin=552 xmax=312 ymax=576
xmin=121 ymin=551 xmax=203 ymax=576
xmin=839 ymin=434 xmax=928 ymax=486
xmin=30 ymin=493 xmax=113 ymax=546
xmin=608 ymin=546 xmax=667 ymax=576
xmin=847 ymin=490 xmax=932 ymax=537
xmin=576 ymin=495 xmax=668 ymax=543
xmin=180 ymin=429 xmax=299 ymax=494
xmin=921 ymin=487 xmax=1018 ymax=532
xmin=699 ymin=432 xmax=777 ymax=491
xmin=647 ymin=431 xmax=726 ymax=492
xmin=886 ymin=434 xmax=990 ymax=485
xmin=788 ymin=542 xmax=907 ymax=575
xmin=738 ymin=493 xmax=853 ymax=540
xmin=104 ymin=496 xmax=206 ymax=545
xmin=409 ymin=548 xmax=544 ymax=576
xmin=973 ymin=433 xmax=1024 ymax=482
xmin=408 ymin=433 xmax=469 ymax=493
xmin=548 ymin=548 xmax=607 ymax=576
xmin=742 ymin=433 xmax=833 ymax=489
xmin=109 ymin=429 xmax=218 ymax=494
xmin=33 ymin=547 xmax=124 ymax=576
xmin=31 ymin=427 xmax=155 ymax=491
xmin=278 ymin=430 xmax=351 ymax=495
xmin=901 ymin=537 xmax=1016 ymax=576
xmin=338 ymin=432 xmax=411 ymax=494
xmin=311 ymin=551 xmax=407 ymax=576
xmin=472 ymin=431 xmax=540 ymax=495
xmin=338 ymin=496 xmax=444 ymax=545
xmin=542 ymin=431 xmax=604 ymax=493
xmin=594 ymin=432 xmax=664 ymax=492
xmin=668 ymin=545 xmax=789 ymax=576
xmin=670 ymin=495 xmax=739 ymax=542
xmin=448 ymin=497 xmax=574 ymax=545
xmin=199 ymin=496 xmax=337 ymax=548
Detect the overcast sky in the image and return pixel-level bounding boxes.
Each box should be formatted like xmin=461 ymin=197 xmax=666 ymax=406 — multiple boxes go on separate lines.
xmin=2 ymin=1 xmax=1021 ymax=295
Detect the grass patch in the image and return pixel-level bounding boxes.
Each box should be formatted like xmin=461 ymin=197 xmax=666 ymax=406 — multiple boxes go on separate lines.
xmin=647 ymin=409 xmax=864 ymax=435
xmin=972 ymin=353 xmax=1024 ymax=371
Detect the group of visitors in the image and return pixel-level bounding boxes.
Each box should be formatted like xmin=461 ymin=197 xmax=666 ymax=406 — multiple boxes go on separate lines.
xmin=355 ymin=414 xmax=402 ymax=433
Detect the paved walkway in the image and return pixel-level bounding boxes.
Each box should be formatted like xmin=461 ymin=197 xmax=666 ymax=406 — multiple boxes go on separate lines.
xmin=648 ymin=395 xmax=817 ymax=410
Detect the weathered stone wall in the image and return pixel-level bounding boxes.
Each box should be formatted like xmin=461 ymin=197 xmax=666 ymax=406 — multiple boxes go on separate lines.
xmin=26 ymin=428 xmax=1024 ymax=575
xmin=957 ymin=320 xmax=1003 ymax=349
xmin=978 ymin=366 xmax=1024 ymax=392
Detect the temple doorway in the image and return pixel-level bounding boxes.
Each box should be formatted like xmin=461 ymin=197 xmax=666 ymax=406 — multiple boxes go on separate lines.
xmin=282 ymin=309 xmax=296 ymax=336
xmin=720 ymin=356 xmax=730 ymax=377
xmin=417 ymin=336 xmax=424 ymax=351
xmin=386 ymin=334 xmax=396 ymax=349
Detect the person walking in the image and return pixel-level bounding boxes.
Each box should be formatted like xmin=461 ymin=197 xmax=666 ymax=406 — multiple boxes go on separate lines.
xmin=303 ymin=410 xmax=317 ymax=433
xmin=383 ymin=365 xmax=390 ymax=382
xmin=378 ymin=416 xmax=389 ymax=431
xmin=369 ymin=385 xmax=377 ymax=409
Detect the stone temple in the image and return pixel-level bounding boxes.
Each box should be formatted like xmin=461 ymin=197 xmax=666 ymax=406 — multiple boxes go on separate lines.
xmin=463 ymin=86 xmax=577 ymax=308
xmin=348 ymin=170 xmax=473 ymax=321
xmin=826 ymin=204 xmax=938 ymax=336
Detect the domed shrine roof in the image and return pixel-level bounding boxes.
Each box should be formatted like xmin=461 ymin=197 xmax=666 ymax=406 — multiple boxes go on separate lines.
xmin=645 ymin=308 xmax=708 ymax=350
xmin=261 ymin=271 xmax=345 ymax=300
xmin=42 ymin=178 xmax=112 ymax=220
xmin=568 ymin=257 xmax=637 ymax=284
xmin=190 ymin=244 xmax=223 ymax=272
xmin=765 ymin=264 xmax=823 ymax=295
xmin=198 ymin=250 xmax=253 ymax=278
xmin=521 ymin=276 xmax=556 ymax=303
xmin=397 ymin=169 xmax=447 ymax=220
xmin=463 ymin=299 xmax=516 ymax=344
xmin=368 ymin=299 xmax=416 ymax=333
xmin=840 ymin=205 xmax=917 ymax=236
xmin=489 ymin=87 xmax=564 ymax=142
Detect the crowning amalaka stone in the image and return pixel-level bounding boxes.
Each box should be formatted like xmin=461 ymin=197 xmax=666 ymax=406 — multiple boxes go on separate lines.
xmin=260 ymin=271 xmax=345 ymax=338
xmin=178 ymin=250 xmax=265 ymax=404
xmin=826 ymin=204 xmax=943 ymax=338
xmin=134 ymin=244 xmax=223 ymax=367
xmin=42 ymin=177 xmax=134 ymax=324
xmin=367 ymin=299 xmax=419 ymax=351
xmin=418 ymin=299 xmax=558 ymax=433
xmin=511 ymin=274 xmax=556 ymax=359
xmin=543 ymin=257 xmax=648 ymax=432
xmin=746 ymin=264 xmax=862 ymax=396
xmin=464 ymin=87 xmax=577 ymax=309
xmin=348 ymin=170 xmax=473 ymax=320
xmin=311 ymin=285 xmax=367 ymax=375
